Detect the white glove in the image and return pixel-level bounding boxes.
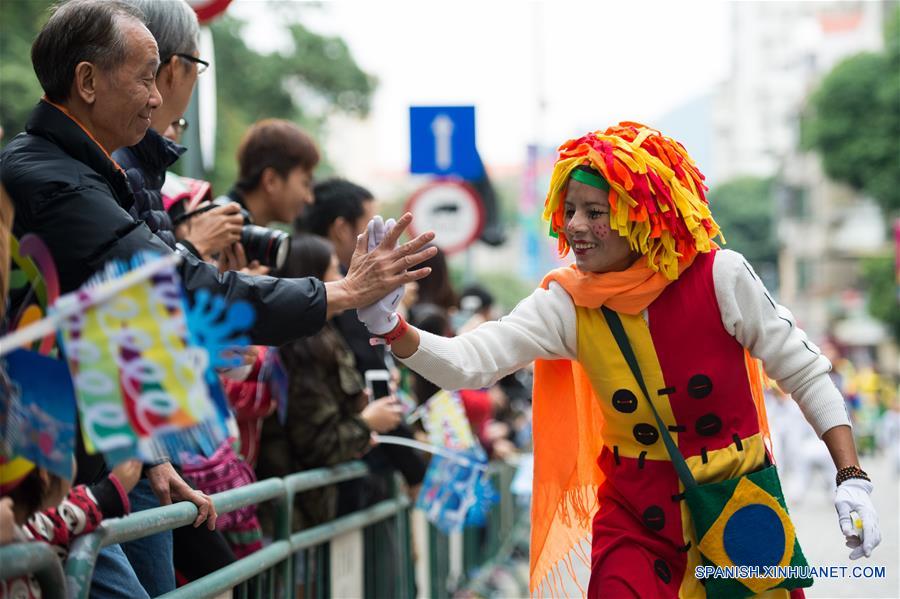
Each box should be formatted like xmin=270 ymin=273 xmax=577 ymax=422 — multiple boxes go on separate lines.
xmin=357 ymin=216 xmax=405 ymax=335
xmin=834 ymin=478 xmax=881 ymax=559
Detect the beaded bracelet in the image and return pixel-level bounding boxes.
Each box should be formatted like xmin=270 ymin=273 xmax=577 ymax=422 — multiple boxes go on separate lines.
xmin=835 ymin=465 xmax=870 ymax=486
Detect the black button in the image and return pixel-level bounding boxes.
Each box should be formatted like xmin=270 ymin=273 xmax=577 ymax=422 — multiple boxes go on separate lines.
xmin=642 ymin=506 xmax=665 ymax=531
xmin=633 ymin=423 xmax=659 ymax=445
xmin=611 ymin=389 xmax=638 ymax=413
xmin=695 ymin=413 xmax=722 ymax=436
xmin=687 ymin=374 xmax=713 ymax=398
xmin=654 ymin=559 xmax=672 ymax=583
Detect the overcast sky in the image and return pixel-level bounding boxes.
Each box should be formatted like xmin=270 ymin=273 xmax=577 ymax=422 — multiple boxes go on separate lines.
xmin=230 ymin=1 xmax=731 ymax=171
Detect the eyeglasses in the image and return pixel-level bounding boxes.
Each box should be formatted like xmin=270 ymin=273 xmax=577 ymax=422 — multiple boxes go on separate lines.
xmin=171 ymin=53 xmax=210 ymax=75
xmin=171 ymin=117 xmax=189 ymax=136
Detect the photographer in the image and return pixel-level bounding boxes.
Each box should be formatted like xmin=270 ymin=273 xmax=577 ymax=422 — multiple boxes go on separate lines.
xmin=205 ymin=118 xmax=319 ymax=275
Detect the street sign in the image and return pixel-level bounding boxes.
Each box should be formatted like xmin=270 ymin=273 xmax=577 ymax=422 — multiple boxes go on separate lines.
xmin=186 ymin=0 xmax=233 ymax=23
xmin=409 ymin=106 xmax=483 ymax=179
xmin=404 ymin=181 xmax=484 ymax=255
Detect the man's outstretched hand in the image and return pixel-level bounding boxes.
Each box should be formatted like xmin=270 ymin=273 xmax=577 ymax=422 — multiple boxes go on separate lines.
xmin=325 ymin=213 xmax=436 ymax=318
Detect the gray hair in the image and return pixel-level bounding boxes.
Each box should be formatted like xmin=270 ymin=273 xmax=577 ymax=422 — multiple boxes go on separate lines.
xmin=122 ymin=0 xmax=199 ymax=65
xmin=31 ymin=0 xmax=146 ymax=102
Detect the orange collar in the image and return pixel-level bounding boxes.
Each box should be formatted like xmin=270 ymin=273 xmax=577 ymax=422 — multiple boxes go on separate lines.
xmin=41 ymin=97 xmax=124 ymax=172
xmin=541 ymin=252 xmax=696 ymax=315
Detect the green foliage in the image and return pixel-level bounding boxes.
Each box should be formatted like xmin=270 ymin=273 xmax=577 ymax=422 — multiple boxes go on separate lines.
xmin=707 ymin=176 xmax=778 ymax=269
xmin=0 ymin=0 xmax=52 ymax=140
xmin=861 ymin=255 xmax=900 ymax=343
xmin=803 ymin=6 xmax=900 ymax=215
xmin=204 ymin=14 xmax=375 ymax=192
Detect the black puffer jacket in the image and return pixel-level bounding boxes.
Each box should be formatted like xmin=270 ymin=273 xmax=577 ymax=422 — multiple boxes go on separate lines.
xmin=2 ymin=100 xmax=330 ymax=484
xmin=1 ymin=100 xmax=327 ymax=346
xmin=113 ymin=127 xmax=182 ymax=248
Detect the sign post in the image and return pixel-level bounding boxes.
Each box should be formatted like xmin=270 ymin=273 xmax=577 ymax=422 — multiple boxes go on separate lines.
xmin=409 ymin=106 xmax=483 ymax=179
xmin=404 ymin=181 xmax=484 ymax=256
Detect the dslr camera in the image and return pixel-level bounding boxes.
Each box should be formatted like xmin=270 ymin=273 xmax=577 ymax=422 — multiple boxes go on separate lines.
xmin=209 ymin=197 xmax=290 ymax=270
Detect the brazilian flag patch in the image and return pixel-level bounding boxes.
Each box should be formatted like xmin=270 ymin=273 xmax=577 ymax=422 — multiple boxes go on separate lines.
xmin=685 ymin=465 xmax=813 ymax=598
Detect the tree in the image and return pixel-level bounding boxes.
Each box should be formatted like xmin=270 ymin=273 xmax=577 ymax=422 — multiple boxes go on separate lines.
xmin=861 ymin=255 xmax=900 ymax=344
xmin=802 ymin=6 xmax=900 ymax=344
xmin=0 ymin=0 xmax=52 ymax=140
xmin=207 ymin=14 xmax=375 ymax=192
xmin=802 ymin=6 xmax=900 ymax=215
xmin=707 ymin=176 xmax=778 ymax=271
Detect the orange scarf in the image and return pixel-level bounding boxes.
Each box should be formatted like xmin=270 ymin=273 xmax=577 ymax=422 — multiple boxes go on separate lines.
xmin=529 ymin=255 xmax=693 ymax=595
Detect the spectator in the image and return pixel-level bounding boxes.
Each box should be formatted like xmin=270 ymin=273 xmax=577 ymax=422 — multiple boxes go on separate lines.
xmin=257 ymin=234 xmax=402 ymax=531
xmin=112 ymin=0 xmax=240 ymax=255
xmin=0 ymin=457 xmax=142 ymax=598
xmin=415 ymin=246 xmax=458 ymax=313
xmin=220 ymin=119 xmax=322 ymax=470
xmin=304 ymin=180 xmax=426 ymax=596
xmin=230 ymin=119 xmax=317 ymax=228
xmin=456 ymin=284 xmax=495 ymax=334
xmin=0 ymin=1 xmax=434 ymax=596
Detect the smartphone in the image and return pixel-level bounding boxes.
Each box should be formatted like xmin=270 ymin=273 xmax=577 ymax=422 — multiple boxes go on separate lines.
xmin=364 ymin=369 xmax=392 ymax=402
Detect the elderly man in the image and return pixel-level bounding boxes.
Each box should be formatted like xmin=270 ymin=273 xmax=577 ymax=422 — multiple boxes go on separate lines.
xmin=0 ymin=1 xmax=435 ymax=597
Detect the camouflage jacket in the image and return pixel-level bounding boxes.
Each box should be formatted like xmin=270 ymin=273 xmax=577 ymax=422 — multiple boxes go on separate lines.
xmin=256 ymin=322 xmax=371 ymax=531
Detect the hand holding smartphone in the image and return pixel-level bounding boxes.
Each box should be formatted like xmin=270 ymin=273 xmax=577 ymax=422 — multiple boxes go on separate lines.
xmin=364 ymin=369 xmax=392 ymax=402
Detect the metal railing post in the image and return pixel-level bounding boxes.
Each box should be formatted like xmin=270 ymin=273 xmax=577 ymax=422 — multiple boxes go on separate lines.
xmin=0 ymin=542 xmax=68 ymax=599
xmin=64 ymin=525 xmax=109 ymax=599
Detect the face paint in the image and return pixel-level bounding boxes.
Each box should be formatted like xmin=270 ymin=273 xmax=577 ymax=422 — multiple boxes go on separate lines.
xmin=592 ymin=223 xmax=611 ymax=239
xmin=564 ymin=179 xmax=638 ymax=273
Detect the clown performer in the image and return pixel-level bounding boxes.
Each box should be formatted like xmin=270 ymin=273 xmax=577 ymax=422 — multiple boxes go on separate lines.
xmin=356 ymin=123 xmax=882 ymax=598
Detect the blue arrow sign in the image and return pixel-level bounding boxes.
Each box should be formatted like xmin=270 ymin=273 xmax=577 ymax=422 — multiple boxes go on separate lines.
xmin=409 ymin=106 xmax=483 ymax=179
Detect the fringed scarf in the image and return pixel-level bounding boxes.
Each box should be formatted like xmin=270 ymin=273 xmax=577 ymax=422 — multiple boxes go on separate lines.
xmin=529 ymin=258 xmax=694 ymax=595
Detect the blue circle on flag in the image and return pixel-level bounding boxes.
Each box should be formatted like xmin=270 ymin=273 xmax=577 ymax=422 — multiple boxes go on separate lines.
xmin=723 ymin=504 xmax=785 ymax=567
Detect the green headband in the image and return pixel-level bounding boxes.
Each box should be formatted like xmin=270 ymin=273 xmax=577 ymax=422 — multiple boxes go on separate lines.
xmin=569 ymin=167 xmax=610 ymax=191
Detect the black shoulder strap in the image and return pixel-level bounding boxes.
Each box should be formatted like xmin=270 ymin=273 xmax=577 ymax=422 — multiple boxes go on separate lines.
xmin=600 ymin=306 xmax=697 ymax=489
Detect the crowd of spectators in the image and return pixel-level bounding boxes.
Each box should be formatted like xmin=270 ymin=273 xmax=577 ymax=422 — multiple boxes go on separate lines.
xmin=0 ymin=1 xmax=530 ymax=597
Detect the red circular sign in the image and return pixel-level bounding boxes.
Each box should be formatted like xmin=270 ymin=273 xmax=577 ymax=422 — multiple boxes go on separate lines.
xmin=404 ymin=180 xmax=484 ymax=255
xmin=187 ymin=0 xmax=233 ymax=23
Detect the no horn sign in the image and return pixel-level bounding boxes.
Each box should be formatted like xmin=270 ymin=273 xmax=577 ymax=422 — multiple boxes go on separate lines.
xmin=404 ymin=181 xmax=484 ymax=255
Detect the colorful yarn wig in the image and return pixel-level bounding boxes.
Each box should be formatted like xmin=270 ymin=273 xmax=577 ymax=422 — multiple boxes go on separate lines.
xmin=542 ymin=122 xmax=723 ymax=280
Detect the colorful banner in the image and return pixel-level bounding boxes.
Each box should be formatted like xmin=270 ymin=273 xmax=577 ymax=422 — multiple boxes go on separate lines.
xmin=0 ymin=349 xmax=77 ymax=480
xmin=57 ymin=254 xmax=225 ymax=465
xmin=416 ymin=446 xmax=497 ymax=533
xmin=416 ymin=390 xmax=497 ymax=532
xmin=421 ymin=390 xmax=476 ymax=450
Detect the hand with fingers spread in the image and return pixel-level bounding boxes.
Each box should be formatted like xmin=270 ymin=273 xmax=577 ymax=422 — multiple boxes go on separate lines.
xmin=357 ymin=216 xmax=406 ymax=334
xmin=324 ymin=212 xmax=436 ymax=318
xmin=146 ymin=462 xmax=218 ymax=530
xmin=834 ymin=478 xmax=881 ymax=559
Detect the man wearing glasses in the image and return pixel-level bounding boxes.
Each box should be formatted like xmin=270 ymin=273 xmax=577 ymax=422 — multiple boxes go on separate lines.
xmin=2 ymin=1 xmax=435 ymax=597
xmin=112 ymin=3 xmax=221 ymax=254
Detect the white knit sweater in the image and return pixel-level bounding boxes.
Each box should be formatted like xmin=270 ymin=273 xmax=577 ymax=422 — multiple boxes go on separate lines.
xmin=397 ymin=250 xmax=850 ymax=437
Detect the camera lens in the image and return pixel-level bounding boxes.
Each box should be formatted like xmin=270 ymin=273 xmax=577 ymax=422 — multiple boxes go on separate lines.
xmin=241 ymin=224 xmax=291 ymax=270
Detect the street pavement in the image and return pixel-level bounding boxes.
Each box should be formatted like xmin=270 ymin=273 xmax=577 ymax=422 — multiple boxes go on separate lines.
xmin=787 ymin=454 xmax=899 ymax=598
xmin=467 ymin=453 xmax=898 ymax=598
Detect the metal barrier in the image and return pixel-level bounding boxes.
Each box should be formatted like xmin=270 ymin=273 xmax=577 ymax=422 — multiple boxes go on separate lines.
xmin=0 ymin=459 xmax=527 ymax=598
xmin=0 ymin=541 xmax=67 ymax=599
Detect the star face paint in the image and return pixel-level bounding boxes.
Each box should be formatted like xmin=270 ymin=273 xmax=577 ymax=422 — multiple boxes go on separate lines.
xmin=563 ymin=179 xmax=639 ymax=274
